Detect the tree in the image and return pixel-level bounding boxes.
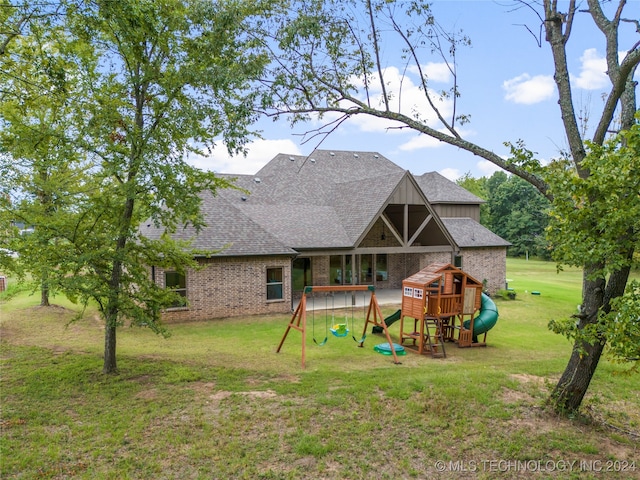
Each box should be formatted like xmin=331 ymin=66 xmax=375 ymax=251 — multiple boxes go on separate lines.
xmin=0 ymin=1 xmax=73 ymax=306
xmin=546 ymin=124 xmax=640 ymax=374
xmin=1 ymin=0 xmax=271 ymax=374
xmin=487 ymin=174 xmax=551 ymax=259
xmin=258 ymin=0 xmax=639 ymax=413
xmin=457 ymin=172 xmax=552 ymax=259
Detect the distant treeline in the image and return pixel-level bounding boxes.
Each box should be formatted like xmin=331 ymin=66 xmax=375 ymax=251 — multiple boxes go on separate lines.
xmin=457 ymin=172 xmax=552 ymax=260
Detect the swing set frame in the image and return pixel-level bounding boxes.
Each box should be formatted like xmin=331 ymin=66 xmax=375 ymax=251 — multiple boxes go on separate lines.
xmin=276 ymin=285 xmax=401 ymax=367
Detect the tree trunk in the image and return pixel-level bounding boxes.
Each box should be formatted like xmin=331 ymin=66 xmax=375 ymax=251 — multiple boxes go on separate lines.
xmin=551 ymin=263 xmax=631 ymax=413
xmin=102 ymin=256 xmax=123 ymax=374
xmin=40 ymin=270 xmax=50 ymax=307
xmin=103 ymin=319 xmax=117 ymax=374
xmin=101 ymin=194 xmax=135 ymax=374
xmin=102 ymin=262 xmax=122 ymax=374
xmin=550 ymin=333 xmax=605 ymax=413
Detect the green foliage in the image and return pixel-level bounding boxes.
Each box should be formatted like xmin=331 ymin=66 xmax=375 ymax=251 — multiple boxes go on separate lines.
xmin=545 ymin=122 xmax=640 ymax=371
xmin=503 ymin=139 xmax=547 ymax=178
xmin=0 ymin=7 xmax=91 ymax=305
xmin=1 ymin=0 xmax=274 ymax=371
xmin=544 ymin=121 xmax=640 ymax=278
xmin=486 ymin=173 xmax=551 ymax=259
xmin=603 ymin=280 xmax=640 ymax=371
xmin=494 ymin=289 xmax=516 ymax=300
xmin=456 ymin=171 xmax=552 ymax=259
xmin=0 ymin=278 xmax=29 ymax=302
xmin=548 ymin=280 xmax=640 ymax=373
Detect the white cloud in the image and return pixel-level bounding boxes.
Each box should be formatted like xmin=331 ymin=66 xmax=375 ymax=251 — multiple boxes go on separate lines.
xmin=439 ymin=168 xmax=462 ymax=181
xmin=398 ymin=134 xmax=443 ymax=151
xmin=477 ymin=160 xmax=504 ymax=177
xmin=503 ymin=73 xmax=555 ymax=104
xmin=345 ymin=66 xmax=455 ymax=132
xmin=342 ymin=112 xmax=410 ymax=134
xmin=407 ymin=62 xmax=452 ymax=83
xmin=572 ymin=48 xmax=608 ymax=90
xmin=186 ymin=138 xmax=302 ymax=175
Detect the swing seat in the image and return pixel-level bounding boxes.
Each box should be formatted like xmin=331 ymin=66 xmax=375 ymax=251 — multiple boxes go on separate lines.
xmin=330 ymin=324 xmax=349 ymax=337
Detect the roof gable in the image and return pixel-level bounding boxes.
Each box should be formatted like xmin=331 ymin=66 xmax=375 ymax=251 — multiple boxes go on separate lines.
xmin=416 ymin=172 xmax=485 ymax=204
xmin=356 ymin=172 xmax=458 ymax=249
xmin=228 ymin=150 xmax=408 ymax=248
xmin=142 ymin=150 xmax=509 ymax=255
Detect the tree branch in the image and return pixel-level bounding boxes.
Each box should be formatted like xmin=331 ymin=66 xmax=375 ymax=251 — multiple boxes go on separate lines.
xmin=272 ymin=94 xmax=550 ymax=196
xmin=587 ymin=0 xmax=640 ymax=142
xmin=389 ymin=15 xmax=460 ymax=138
xmin=544 ymin=0 xmax=587 ymax=176
xmin=366 ymin=0 xmax=389 ymax=112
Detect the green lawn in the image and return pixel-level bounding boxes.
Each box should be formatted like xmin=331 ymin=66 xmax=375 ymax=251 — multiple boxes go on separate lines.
xmin=1 ymin=259 xmax=638 ymax=479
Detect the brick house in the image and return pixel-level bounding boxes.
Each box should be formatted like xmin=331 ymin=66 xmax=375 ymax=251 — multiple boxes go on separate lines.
xmin=141 ymin=150 xmax=510 ymax=321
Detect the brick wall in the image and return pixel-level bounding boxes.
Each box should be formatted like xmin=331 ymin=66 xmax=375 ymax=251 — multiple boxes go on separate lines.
xmin=157 ymin=255 xmax=293 ymax=322
xmin=389 ymin=249 xmax=506 ymax=293
xmin=158 ymin=247 xmax=505 ymax=322
xmin=458 ymin=247 xmax=507 ymax=294
xmin=311 ymin=256 xmax=330 ymax=286
xmin=359 ymin=219 xmax=402 ymax=248
xmin=387 ymin=253 xmax=450 ymax=288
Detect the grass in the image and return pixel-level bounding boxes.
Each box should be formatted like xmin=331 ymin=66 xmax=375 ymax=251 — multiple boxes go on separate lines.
xmin=1 ymin=259 xmax=639 ymax=479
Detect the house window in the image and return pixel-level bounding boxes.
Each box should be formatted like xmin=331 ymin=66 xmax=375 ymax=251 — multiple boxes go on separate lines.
xmin=292 ymin=258 xmax=310 ymax=291
xmin=165 ymin=271 xmax=187 ymax=308
xmin=375 ymin=254 xmax=388 ymax=281
xmin=330 ymin=255 xmax=342 ymax=284
xmin=360 ymin=254 xmax=373 ymax=284
xmin=454 ymin=255 xmax=463 ymax=269
xmin=267 ymin=267 xmax=283 ymax=300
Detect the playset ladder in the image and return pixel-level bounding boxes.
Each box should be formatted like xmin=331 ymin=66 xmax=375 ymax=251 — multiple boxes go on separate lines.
xmin=400 ymin=315 xmax=446 ymax=358
xmin=424 ymin=317 xmax=446 ymax=359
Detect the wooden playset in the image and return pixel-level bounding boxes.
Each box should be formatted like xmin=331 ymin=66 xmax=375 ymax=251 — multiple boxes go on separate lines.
xmin=277 ymin=285 xmax=402 ymax=367
xmin=399 ymin=262 xmax=493 ymax=357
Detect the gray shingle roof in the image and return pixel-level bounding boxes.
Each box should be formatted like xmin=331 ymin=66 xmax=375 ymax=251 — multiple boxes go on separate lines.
xmin=220 ymin=150 xmax=407 ymax=249
xmin=141 ymin=150 xmax=508 ymax=256
xmin=415 ymin=172 xmax=485 ymax=204
xmin=441 ymin=217 xmax=511 ymax=248
xmin=139 ymin=190 xmax=297 ymax=257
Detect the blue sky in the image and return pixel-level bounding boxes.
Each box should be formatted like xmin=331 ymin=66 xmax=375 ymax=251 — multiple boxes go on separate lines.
xmin=188 ymin=0 xmax=639 ymax=180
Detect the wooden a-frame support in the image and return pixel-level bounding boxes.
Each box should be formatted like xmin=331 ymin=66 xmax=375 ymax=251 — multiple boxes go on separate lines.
xmin=276 ymin=285 xmax=401 ymax=368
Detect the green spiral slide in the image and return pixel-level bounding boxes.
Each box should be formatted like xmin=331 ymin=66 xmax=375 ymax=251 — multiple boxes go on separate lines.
xmin=464 ymin=293 xmax=499 ymax=341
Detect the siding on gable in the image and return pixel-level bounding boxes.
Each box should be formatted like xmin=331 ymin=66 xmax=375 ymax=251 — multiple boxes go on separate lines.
xmin=432 ymin=204 xmax=480 ymax=222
